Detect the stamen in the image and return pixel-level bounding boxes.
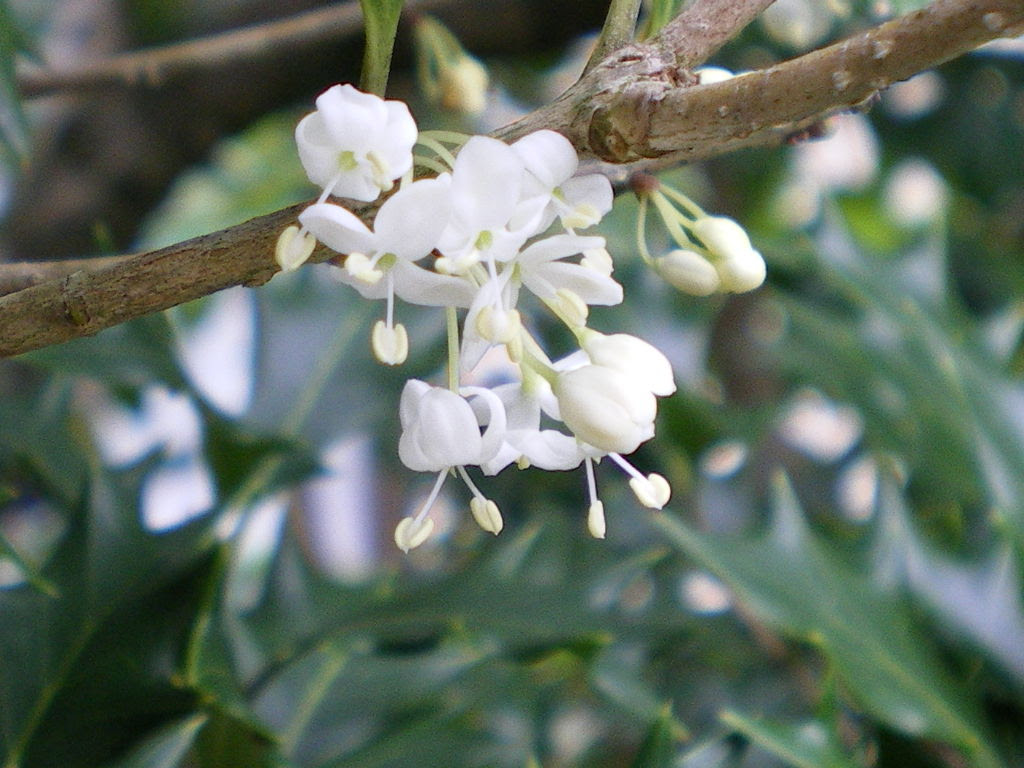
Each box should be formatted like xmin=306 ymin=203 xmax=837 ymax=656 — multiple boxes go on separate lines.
xmin=414 ymin=469 xmax=450 ymax=524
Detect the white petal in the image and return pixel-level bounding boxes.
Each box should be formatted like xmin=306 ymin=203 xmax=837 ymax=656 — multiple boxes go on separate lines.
xmin=390 ymin=260 xmax=477 ymax=307
xmin=450 ymin=136 xmax=523 ymax=230
xmin=315 ymin=84 xmax=387 ymax=153
xmin=299 ymin=203 xmax=376 ymax=255
xmin=375 ymin=177 xmax=452 ymax=261
xmin=560 ymin=174 xmax=613 ymax=221
xmin=517 ymin=234 xmax=605 ymax=268
xmin=554 ymin=365 xmax=657 ymax=454
xmin=513 ymin=429 xmax=584 ymax=471
xmin=526 ymin=262 xmax=623 ymax=305
xmin=513 ymin=130 xmax=578 ymax=189
xmin=582 ymin=333 xmax=677 ymax=396
xmin=399 ymin=379 xmax=432 ymax=429
xmin=460 ymin=385 xmax=508 ymax=464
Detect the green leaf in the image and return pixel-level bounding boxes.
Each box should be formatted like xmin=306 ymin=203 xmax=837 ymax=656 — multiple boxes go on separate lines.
xmin=651 ymin=474 xmax=1002 ymax=768
xmin=631 ymin=703 xmax=683 ymax=768
xmin=0 ymin=460 xmax=216 ymax=768
xmin=640 ymin=0 xmax=684 ymax=39
xmin=106 ymin=714 xmax=208 ymax=768
xmin=359 ymin=0 xmax=404 ymax=96
xmin=720 ymin=710 xmax=859 ymax=768
xmin=0 ymin=0 xmax=32 ymax=169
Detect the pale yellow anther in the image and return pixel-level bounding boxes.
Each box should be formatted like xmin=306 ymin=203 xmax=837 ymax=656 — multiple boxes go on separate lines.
xmin=587 ymin=501 xmax=607 ymax=539
xmin=554 ymin=288 xmax=589 ymax=327
xmin=372 ymin=320 xmax=409 ymax=366
xmin=629 ymin=473 xmax=671 ymax=509
xmin=580 ymin=247 xmax=614 ymax=276
xmin=366 ymin=150 xmax=393 ymax=192
xmin=275 ymin=225 xmax=317 ymax=272
xmin=345 ymin=252 xmax=384 ymax=284
xmin=469 ymin=497 xmax=503 ymax=535
xmin=475 ymin=306 xmax=522 ymax=344
xmin=563 ymin=202 xmax=601 ymax=229
xmin=394 ymin=516 xmax=435 ymax=552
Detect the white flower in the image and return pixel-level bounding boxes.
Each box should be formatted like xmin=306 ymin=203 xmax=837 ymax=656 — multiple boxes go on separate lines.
xmin=579 ymin=331 xmax=676 ymax=397
xmin=553 ymin=364 xmax=657 ymax=455
xmin=398 ymin=380 xmax=506 ymax=472
xmin=516 ymin=234 xmax=622 ymax=307
xmin=512 ymin=130 xmax=613 ymax=232
xmin=296 ymin=84 xmax=417 ymax=202
xmin=436 ymin=136 xmax=535 ymax=272
xmin=393 ymin=380 xmax=508 ymax=550
xmin=475 ymin=381 xmax=584 ymax=476
xmin=300 ymin=177 xmax=476 ymax=308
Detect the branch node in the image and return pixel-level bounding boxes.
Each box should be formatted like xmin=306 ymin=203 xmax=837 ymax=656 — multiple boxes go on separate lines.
xmin=61 ymin=272 xmax=93 ymax=327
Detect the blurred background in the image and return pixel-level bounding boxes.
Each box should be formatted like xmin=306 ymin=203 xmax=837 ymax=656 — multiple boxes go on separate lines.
xmin=1 ymin=0 xmax=1024 ymax=766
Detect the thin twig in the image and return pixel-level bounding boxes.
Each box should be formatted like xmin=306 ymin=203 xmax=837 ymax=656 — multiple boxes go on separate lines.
xmin=1 ymin=0 xmax=1022 ymax=359
xmin=16 ymin=0 xmax=448 ymax=98
xmin=659 ymin=0 xmax=778 ymax=69
xmin=584 ymin=0 xmax=643 ymax=74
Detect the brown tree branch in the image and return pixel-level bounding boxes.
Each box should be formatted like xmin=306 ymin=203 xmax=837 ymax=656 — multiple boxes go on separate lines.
xmin=16 ymin=0 xmax=447 ymax=97
xmin=1 ymin=0 xmax=1022 ymax=359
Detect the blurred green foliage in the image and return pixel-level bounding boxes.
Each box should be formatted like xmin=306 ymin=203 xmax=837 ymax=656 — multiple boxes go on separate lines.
xmin=2 ymin=2 xmax=1024 ymax=768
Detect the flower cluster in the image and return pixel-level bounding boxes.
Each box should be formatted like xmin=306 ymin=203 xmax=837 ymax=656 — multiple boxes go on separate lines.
xmin=277 ymin=84 xmax=764 ymax=551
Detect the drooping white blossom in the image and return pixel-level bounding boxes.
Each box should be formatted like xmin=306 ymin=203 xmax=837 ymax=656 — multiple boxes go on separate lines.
xmin=553 ymin=364 xmax=658 ymax=455
xmin=296 ymin=84 xmax=418 ymax=202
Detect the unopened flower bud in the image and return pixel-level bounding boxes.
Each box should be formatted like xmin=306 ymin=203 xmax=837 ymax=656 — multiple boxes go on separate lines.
xmin=372 ymin=321 xmax=409 ymax=365
xmin=655 ymin=249 xmax=721 ymax=296
xmin=629 ymin=473 xmax=671 ymax=509
xmin=439 ymin=57 xmax=489 ymax=115
xmin=554 ymin=365 xmax=657 ymax=454
xmin=716 ymin=248 xmax=766 ymax=293
xmin=692 ymin=216 xmax=754 ymax=259
xmin=580 ymin=331 xmax=676 ymax=397
xmin=470 ymin=497 xmax=503 ymax=534
xmin=394 ymin=516 xmax=435 ymax=552
xmin=345 ymin=252 xmax=383 ymax=284
xmin=554 ymin=288 xmax=589 ymax=327
xmin=587 ymin=501 xmax=607 ymax=539
xmin=275 ymin=225 xmax=317 ymax=272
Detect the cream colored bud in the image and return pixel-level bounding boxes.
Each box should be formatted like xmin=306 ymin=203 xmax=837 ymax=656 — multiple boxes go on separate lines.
xmin=439 ymin=57 xmax=490 ymax=115
xmin=275 ymin=225 xmax=317 ymax=272
xmin=394 ymin=516 xmax=434 ymax=552
xmin=554 ymin=288 xmax=589 ymax=327
xmin=629 ymin=473 xmax=671 ymax=509
xmin=587 ymin=501 xmax=607 ymax=539
xmin=655 ymin=249 xmax=721 ymax=296
xmin=692 ymin=216 xmax=754 ymax=259
xmin=470 ymin=497 xmax=503 ymax=534
xmin=371 ymin=321 xmax=409 ymax=365
xmin=716 ymin=248 xmax=766 ymax=293
xmin=345 ymin=252 xmax=383 ymax=284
